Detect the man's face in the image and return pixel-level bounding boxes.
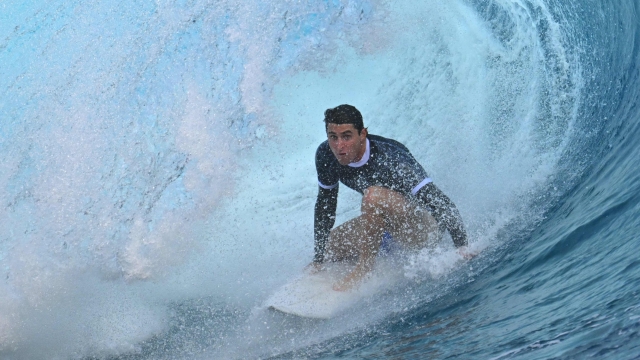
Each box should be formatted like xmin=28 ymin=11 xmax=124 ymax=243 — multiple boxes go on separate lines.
xmin=326 ymin=123 xmax=368 ymax=165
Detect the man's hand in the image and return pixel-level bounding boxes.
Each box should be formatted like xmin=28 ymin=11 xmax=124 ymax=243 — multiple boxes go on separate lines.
xmin=457 ymin=246 xmax=477 ymax=260
xmin=305 ymin=261 xmax=325 ymax=274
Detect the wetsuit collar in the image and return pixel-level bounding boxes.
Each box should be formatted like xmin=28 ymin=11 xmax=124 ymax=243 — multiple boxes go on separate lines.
xmin=348 ymin=138 xmax=370 ymax=168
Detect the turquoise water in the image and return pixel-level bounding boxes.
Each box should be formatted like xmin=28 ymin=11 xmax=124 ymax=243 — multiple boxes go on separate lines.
xmin=0 ymin=0 xmax=638 ymax=359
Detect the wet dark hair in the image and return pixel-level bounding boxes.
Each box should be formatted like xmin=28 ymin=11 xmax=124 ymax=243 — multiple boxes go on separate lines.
xmin=323 ymin=104 xmax=364 ymax=133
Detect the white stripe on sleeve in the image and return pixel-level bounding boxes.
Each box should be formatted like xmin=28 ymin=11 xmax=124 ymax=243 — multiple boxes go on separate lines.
xmin=318 ymin=181 xmax=338 ymax=190
xmin=411 ymin=177 xmax=433 ymax=195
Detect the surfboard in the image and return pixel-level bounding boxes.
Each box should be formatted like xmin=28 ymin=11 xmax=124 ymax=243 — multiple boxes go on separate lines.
xmin=265 ymin=262 xmax=389 ymax=319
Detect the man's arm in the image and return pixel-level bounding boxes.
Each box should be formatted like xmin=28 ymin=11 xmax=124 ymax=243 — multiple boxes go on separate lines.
xmin=415 ymin=182 xmax=467 ymax=247
xmin=313 ymin=186 xmax=338 ymax=263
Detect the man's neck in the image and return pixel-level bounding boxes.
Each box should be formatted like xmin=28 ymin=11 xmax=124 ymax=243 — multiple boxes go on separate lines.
xmin=349 ymin=138 xmax=370 ymax=168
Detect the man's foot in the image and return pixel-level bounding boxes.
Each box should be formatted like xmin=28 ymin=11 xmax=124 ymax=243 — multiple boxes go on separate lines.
xmin=332 ymin=266 xmax=367 ymax=291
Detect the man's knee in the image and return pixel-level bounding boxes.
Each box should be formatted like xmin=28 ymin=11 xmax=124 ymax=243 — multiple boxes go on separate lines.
xmin=362 ymin=186 xmax=398 ymax=214
xmin=362 ymin=186 xmax=385 ymax=207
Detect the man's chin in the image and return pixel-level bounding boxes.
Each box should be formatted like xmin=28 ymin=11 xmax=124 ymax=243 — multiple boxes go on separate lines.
xmin=332 ymin=152 xmax=352 ymax=165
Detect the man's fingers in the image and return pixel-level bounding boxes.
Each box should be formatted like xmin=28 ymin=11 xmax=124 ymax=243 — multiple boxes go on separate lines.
xmin=305 ymin=262 xmax=324 ymax=274
xmin=457 ymin=247 xmax=477 ymax=260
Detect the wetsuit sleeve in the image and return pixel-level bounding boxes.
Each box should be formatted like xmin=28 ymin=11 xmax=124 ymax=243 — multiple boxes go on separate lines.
xmin=316 ymin=146 xmax=338 ymax=189
xmin=415 ymin=182 xmax=468 ymax=248
xmin=314 ymin=185 xmax=338 ymax=263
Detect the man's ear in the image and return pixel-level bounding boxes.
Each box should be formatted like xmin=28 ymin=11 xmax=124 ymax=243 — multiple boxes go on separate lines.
xmin=361 ymin=127 xmax=368 ymax=137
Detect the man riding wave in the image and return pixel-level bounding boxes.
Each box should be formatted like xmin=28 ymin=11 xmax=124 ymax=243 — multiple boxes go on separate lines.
xmin=310 ymin=104 xmax=472 ymax=291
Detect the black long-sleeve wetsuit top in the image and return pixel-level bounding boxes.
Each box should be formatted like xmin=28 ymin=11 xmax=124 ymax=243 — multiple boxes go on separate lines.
xmin=313 ymin=134 xmax=467 ymax=263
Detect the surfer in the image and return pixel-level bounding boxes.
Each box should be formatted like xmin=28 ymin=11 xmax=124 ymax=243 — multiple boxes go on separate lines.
xmin=311 ymin=104 xmax=473 ymax=291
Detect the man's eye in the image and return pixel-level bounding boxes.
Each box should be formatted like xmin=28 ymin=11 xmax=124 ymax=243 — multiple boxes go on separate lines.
xmin=343 ymin=135 xmax=351 ymax=140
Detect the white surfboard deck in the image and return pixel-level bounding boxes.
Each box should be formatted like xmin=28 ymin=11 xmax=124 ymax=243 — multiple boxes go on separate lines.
xmin=265 ymin=262 xmax=394 ymax=319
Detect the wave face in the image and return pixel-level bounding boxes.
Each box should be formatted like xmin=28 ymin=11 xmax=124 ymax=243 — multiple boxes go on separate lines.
xmin=1 ymin=0 xmax=638 ymax=358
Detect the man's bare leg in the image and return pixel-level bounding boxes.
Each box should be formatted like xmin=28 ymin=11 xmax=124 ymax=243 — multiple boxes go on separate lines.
xmin=332 ymin=188 xmax=385 ymax=290
xmin=324 ymin=217 xmax=365 ymax=262
xmin=327 ymin=186 xmax=439 ymax=291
